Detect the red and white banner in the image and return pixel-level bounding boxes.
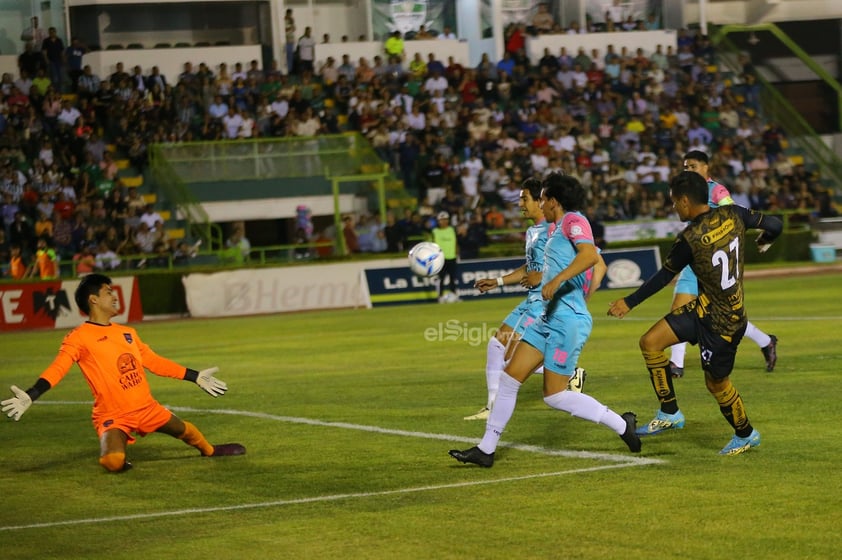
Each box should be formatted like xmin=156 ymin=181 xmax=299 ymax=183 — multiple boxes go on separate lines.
xmin=0 ymin=277 xmax=143 ymax=332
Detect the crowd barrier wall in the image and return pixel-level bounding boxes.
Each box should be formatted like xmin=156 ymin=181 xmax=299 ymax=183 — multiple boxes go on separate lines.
xmin=526 ymin=30 xmax=677 ymax=63
xmin=314 ymin=39 xmax=470 ymax=73
xmin=0 ymin=276 xmax=142 ymax=332
xmin=180 ymin=247 xmax=660 ymax=317
xmin=82 ymin=45 xmax=264 ymax=86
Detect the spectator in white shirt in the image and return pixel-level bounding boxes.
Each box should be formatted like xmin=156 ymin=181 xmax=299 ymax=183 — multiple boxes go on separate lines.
xmin=635 ymin=157 xmax=657 ymax=185
xmin=239 ymin=112 xmax=256 ymax=138
xmin=270 ymin=94 xmax=289 ymax=119
xmin=571 ymin=64 xmax=588 ymax=88
xmin=95 ymin=241 xmax=121 ymax=271
xmin=463 ymin=153 xmax=484 ymax=178
xmin=139 ymin=204 xmax=164 ymax=232
xmin=423 ymin=71 xmax=448 ymax=95
xmin=429 ymin=90 xmax=446 ymax=113
xmin=231 ymin=62 xmax=247 ymax=82
xmin=459 ymin=167 xmax=479 ymax=207
xmin=208 ymin=96 xmax=229 ymax=120
xmin=549 ymin=128 xmax=576 ymax=155
xmin=222 ymin=106 xmax=244 ymax=139
xmin=57 ymin=100 xmax=82 ymax=127
xmin=438 ymin=26 xmax=456 ymax=40
xmin=405 ymin=106 xmax=426 ymax=131
xmin=530 ymin=149 xmax=549 ymax=176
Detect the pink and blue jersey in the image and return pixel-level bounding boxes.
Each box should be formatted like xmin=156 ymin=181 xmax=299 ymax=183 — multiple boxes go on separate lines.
xmin=543 ymin=211 xmax=594 ymax=318
xmin=708 ymin=178 xmax=734 ymax=208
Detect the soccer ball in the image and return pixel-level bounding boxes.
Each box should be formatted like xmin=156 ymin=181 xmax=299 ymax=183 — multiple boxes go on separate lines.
xmin=408 ymin=241 xmax=445 ymax=277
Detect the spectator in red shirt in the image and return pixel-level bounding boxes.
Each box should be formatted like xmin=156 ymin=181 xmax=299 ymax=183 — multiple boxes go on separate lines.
xmin=505 ymin=24 xmax=525 ymax=55
xmin=53 ymin=192 xmax=75 ymax=220
xmin=459 ymin=71 xmax=479 ymax=106
xmin=586 ymin=63 xmax=605 ymax=87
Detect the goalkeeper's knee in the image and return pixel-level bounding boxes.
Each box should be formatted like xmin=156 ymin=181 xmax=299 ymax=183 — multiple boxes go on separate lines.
xmin=99 ymin=452 xmax=127 ymax=472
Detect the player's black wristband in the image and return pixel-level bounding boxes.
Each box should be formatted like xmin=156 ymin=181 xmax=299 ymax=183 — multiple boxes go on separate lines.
xmin=26 ymin=378 xmax=52 ymax=402
xmin=184 ymin=368 xmax=199 ymax=383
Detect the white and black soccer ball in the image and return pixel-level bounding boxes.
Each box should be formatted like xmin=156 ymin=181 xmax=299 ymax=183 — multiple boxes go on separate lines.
xmin=408 ymin=241 xmax=445 ymax=277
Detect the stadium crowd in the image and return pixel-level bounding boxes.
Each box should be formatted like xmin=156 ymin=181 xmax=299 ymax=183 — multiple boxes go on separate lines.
xmin=1 ymin=16 xmax=837 ymax=278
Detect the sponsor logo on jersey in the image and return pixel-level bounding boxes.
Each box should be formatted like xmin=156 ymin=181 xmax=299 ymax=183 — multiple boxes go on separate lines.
xmin=701 ymin=219 xmax=735 ymax=245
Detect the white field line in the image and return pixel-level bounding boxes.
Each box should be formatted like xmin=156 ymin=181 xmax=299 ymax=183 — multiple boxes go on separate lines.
xmin=0 ymin=462 xmax=648 ymax=532
xmin=0 ymin=403 xmax=664 ymax=532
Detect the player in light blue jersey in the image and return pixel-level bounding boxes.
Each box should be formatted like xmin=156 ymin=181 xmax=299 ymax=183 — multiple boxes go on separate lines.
xmin=450 ymin=174 xmax=639 ymax=467
xmin=465 ymin=179 xmax=551 ymax=421
xmin=464 ymin=178 xmax=600 ymax=420
xmin=668 ymin=151 xmax=778 ymax=377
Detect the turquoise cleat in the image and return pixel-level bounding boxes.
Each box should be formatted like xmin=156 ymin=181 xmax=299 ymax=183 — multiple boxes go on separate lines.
xmin=635 ymin=409 xmax=686 ymax=436
xmin=719 ymin=429 xmax=761 ymax=455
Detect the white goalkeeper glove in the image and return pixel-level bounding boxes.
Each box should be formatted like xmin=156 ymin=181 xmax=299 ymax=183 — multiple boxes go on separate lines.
xmin=196 ymin=367 xmax=228 ymax=397
xmin=756 ymin=232 xmax=773 ymax=254
xmin=1 ymin=385 xmax=33 ymax=421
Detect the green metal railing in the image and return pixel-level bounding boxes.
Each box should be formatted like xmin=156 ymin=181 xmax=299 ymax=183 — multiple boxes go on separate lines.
xmin=152 ymin=133 xmax=386 ymax=183
xmin=711 ymin=24 xmax=842 ymax=192
xmin=147 ymin=148 xmax=223 ymax=248
xmin=148 ymin=133 xmax=390 ymax=255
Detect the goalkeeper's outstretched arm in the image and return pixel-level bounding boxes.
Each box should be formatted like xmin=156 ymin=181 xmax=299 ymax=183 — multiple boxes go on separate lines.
xmin=1 ymin=378 xmax=52 ymax=421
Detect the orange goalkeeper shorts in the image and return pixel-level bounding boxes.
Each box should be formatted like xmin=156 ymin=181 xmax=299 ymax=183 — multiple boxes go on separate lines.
xmin=93 ymin=401 xmax=174 ymax=444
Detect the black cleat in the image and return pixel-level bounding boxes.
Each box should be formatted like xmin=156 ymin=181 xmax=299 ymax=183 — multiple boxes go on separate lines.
xmin=620 ymin=412 xmax=642 ymax=453
xmin=761 ymin=335 xmax=778 ymax=372
xmin=669 ymin=362 xmax=684 ymax=378
xmin=120 ymin=460 xmax=133 ymax=472
xmin=210 ymin=443 xmax=246 ymax=456
xmin=449 ymin=446 xmax=494 ymax=467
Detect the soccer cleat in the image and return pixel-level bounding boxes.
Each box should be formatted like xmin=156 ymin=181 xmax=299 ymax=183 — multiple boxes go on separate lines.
xmin=210 ymin=443 xmax=247 ymax=456
xmin=761 ymin=335 xmax=778 ymax=372
xmin=120 ymin=461 xmax=133 ymax=473
xmin=619 ymin=412 xmax=642 ymax=453
xmin=719 ymin=429 xmax=761 ymax=455
xmin=635 ymin=409 xmax=686 ymax=436
xmin=463 ymin=407 xmax=490 ymax=421
xmin=567 ymin=367 xmax=587 ymax=393
xmin=448 ymin=446 xmax=494 ymax=467
xmin=669 ymin=362 xmax=684 ymax=378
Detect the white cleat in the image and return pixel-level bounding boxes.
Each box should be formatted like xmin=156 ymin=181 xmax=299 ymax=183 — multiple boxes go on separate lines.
xmin=567 ymin=367 xmax=587 ymax=393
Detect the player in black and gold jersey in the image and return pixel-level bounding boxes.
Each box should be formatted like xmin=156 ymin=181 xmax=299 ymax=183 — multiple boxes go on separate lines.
xmin=608 ymin=171 xmax=783 ymax=455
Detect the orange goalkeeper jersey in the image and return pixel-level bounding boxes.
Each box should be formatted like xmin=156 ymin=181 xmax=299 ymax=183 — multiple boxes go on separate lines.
xmin=39 ymin=321 xmax=187 ymax=420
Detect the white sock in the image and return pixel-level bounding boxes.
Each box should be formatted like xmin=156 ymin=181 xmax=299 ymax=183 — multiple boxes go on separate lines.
xmin=543 ymin=391 xmax=627 ymax=434
xmin=744 ymin=321 xmax=771 ymax=348
xmin=478 ymin=373 xmax=521 ymax=454
xmin=485 ymin=337 xmax=506 ymax=409
xmin=669 ymin=342 xmax=687 ymax=368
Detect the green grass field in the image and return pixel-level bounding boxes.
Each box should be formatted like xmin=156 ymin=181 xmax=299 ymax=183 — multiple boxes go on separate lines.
xmin=1 ymin=273 xmax=841 ymax=559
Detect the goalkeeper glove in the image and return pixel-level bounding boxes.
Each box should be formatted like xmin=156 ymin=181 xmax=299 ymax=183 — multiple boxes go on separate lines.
xmin=756 ymin=232 xmax=773 ymax=253
xmin=196 ymin=367 xmax=228 ymax=397
xmin=1 ymin=385 xmax=33 ymax=421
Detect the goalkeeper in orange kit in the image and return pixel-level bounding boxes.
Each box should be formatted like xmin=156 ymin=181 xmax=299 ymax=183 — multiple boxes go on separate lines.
xmin=1 ymin=273 xmax=245 ymax=472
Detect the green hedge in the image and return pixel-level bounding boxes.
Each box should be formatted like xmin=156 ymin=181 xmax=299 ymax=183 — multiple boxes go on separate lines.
xmin=137 ymin=273 xmax=188 ymax=315
xmin=606 ymin=229 xmax=813 ymax=263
